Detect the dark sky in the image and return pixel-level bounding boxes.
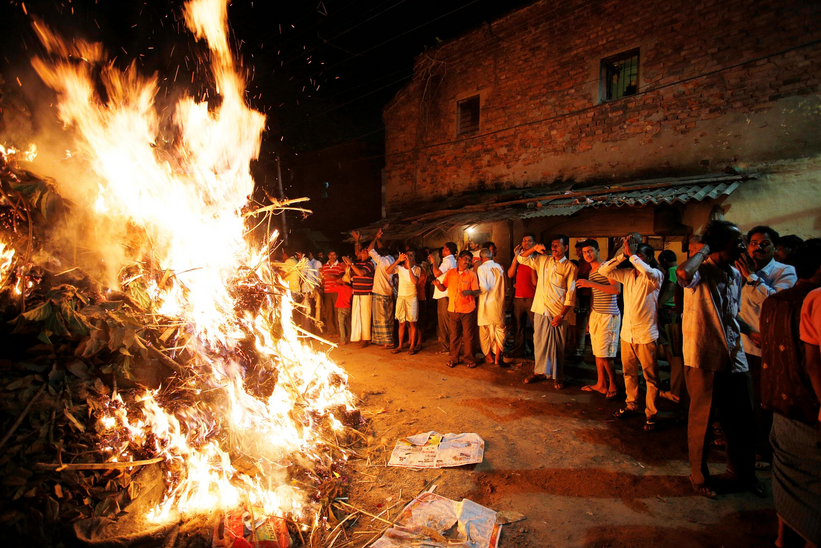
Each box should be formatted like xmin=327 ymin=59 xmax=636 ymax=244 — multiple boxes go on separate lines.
xmin=1 ymin=0 xmax=530 ymax=154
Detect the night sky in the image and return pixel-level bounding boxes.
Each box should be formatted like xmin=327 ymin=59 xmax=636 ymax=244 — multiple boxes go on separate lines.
xmin=1 ymin=0 xmax=531 ymax=154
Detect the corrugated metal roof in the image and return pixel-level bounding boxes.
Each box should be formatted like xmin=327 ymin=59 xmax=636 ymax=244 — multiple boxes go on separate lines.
xmin=353 ymin=174 xmax=754 ymax=239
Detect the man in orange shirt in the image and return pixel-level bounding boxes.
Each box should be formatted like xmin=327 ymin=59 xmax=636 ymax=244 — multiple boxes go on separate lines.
xmin=433 ymin=251 xmax=481 ymax=368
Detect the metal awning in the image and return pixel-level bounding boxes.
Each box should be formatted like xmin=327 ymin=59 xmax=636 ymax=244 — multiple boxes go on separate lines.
xmin=354 ymin=173 xmax=754 ymax=240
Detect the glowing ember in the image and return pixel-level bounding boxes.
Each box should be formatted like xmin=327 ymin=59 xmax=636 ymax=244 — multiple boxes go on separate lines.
xmin=0 ymin=143 xmax=38 ymax=163
xmin=22 ymin=0 xmax=355 ymax=527
xmin=0 ymin=242 xmax=14 ymax=284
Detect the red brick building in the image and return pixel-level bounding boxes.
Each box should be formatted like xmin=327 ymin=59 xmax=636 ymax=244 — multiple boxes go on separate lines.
xmin=372 ymin=0 xmax=821 ymax=259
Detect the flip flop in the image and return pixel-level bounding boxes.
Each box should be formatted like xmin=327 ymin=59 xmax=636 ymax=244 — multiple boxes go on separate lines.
xmin=407 ymin=347 xmax=420 ymax=356
xmin=445 ymin=361 xmax=458 ymax=368
xmin=605 ymin=390 xmax=618 ymax=400
xmin=689 ymin=476 xmax=717 ymax=499
xmin=390 ymin=347 xmax=403 ymax=354
xmin=466 ymin=362 xmax=478 ymax=368
xmin=524 ymin=374 xmax=546 ymax=384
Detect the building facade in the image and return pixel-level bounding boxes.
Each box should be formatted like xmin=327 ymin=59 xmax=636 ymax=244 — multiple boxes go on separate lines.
xmin=379 ymin=0 xmax=821 ymax=258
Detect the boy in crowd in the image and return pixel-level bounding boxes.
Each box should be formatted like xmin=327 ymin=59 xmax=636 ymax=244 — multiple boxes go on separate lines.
xmin=334 ymin=271 xmax=353 ymax=345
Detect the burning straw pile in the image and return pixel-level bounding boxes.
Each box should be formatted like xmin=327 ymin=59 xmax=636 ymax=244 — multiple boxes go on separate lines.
xmin=0 ymin=1 xmax=363 ymax=546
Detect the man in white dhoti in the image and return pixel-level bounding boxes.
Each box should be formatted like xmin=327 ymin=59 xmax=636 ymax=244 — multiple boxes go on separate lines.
xmin=477 ymin=248 xmax=506 ymax=366
xmin=517 ymin=235 xmax=578 ymax=388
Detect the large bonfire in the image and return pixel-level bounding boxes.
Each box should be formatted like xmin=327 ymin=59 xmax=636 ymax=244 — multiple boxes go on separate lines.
xmin=0 ymin=0 xmax=359 ymax=545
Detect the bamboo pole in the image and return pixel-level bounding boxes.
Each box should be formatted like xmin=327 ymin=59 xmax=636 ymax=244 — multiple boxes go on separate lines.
xmin=34 ymin=456 xmax=165 ymax=471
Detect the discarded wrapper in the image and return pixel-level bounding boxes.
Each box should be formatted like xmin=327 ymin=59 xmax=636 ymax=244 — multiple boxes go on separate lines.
xmin=212 ymin=506 xmax=290 ymax=548
xmin=372 ymin=492 xmax=500 ymax=548
xmin=388 ymin=432 xmax=484 ymax=468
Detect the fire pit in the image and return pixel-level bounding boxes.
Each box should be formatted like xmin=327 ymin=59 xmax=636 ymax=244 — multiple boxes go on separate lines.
xmin=0 ymin=1 xmax=361 ymax=546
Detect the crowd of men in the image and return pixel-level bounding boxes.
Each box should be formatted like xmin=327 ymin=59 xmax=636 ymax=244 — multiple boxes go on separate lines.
xmin=282 ymin=221 xmax=820 ymax=548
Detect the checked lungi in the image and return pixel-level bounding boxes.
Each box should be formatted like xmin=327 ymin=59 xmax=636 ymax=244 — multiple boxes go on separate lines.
xmin=371 ymin=294 xmax=395 ymax=346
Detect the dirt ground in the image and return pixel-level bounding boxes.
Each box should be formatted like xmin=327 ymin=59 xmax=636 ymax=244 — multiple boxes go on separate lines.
xmin=328 ymin=341 xmax=775 ymax=548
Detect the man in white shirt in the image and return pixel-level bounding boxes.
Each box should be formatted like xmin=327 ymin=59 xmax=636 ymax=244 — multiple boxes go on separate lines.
xmin=429 ymin=242 xmax=458 ymax=354
xmin=516 ymin=235 xmax=577 ymax=389
xmin=736 ymin=225 xmax=797 ymax=464
xmin=386 ymin=250 xmax=421 ymax=355
xmin=676 ymin=220 xmax=763 ymax=499
xmin=599 ymin=235 xmax=664 ymax=430
xmin=368 ymin=227 xmax=396 ymax=349
xmin=477 ymin=248 xmax=506 ymax=366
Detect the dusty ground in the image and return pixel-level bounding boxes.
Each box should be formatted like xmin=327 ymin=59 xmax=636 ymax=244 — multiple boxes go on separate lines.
xmin=327 ymin=341 xmax=775 ymax=548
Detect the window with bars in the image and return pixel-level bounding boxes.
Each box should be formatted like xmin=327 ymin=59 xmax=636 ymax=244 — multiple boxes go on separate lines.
xmin=600 ymin=50 xmax=639 ymax=102
xmin=457 ymin=95 xmax=480 ymax=135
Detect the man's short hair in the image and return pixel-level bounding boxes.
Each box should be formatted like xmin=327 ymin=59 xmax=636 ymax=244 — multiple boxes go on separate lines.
xmin=444 ymin=242 xmax=458 ymax=256
xmin=481 ymin=241 xmax=496 ymax=249
xmin=658 ymin=250 xmax=677 ymax=264
xmin=747 ymin=225 xmax=779 ymax=243
xmin=579 ymin=238 xmax=599 ymax=251
xmin=479 ymin=248 xmax=493 ymax=260
xmin=552 ymin=234 xmax=570 ymax=247
xmin=458 ymin=250 xmax=474 ymax=260
xmin=701 ymin=220 xmax=740 ymax=251
xmin=778 ymin=234 xmax=804 ymax=250
xmin=523 ymin=233 xmax=536 ymax=241
xmin=637 ymin=243 xmax=656 ymax=262
xmin=794 ymin=239 xmax=821 ymax=279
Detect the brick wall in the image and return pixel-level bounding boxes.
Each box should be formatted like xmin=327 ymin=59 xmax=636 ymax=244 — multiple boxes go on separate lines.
xmin=383 ymin=0 xmax=821 ymax=212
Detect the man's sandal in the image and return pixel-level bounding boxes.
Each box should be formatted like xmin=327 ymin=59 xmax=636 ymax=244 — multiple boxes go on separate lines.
xmin=445 ymin=361 xmax=458 ymax=368
xmin=466 ymin=362 xmax=479 ymax=369
xmin=613 ymin=407 xmax=638 ymax=420
xmin=689 ymin=476 xmax=717 ymax=499
xmin=524 ymin=374 xmax=547 ymax=384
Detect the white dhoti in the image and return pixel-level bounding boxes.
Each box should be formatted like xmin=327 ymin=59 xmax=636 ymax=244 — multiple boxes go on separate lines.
xmin=351 ymin=294 xmax=372 ymax=342
xmin=477 ymin=261 xmax=506 ymax=357
xmin=480 ymin=324 xmax=506 ymax=356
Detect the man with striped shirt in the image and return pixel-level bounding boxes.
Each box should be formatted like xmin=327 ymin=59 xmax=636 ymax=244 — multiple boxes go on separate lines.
xmin=346 ymin=231 xmax=376 ymax=348
xmin=576 ymin=239 xmax=621 ymax=399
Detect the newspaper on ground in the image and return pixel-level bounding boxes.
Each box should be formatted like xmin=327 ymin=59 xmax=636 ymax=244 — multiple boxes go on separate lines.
xmin=388 ymin=432 xmax=484 ymax=468
xmin=372 ymin=492 xmax=501 ymax=548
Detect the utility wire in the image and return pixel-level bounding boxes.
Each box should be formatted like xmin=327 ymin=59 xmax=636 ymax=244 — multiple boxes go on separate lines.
xmin=263 ymin=0 xmax=482 ymax=98
xmin=280 ymin=73 xmax=412 ymax=129
xmin=281 ymin=0 xmax=408 ymax=66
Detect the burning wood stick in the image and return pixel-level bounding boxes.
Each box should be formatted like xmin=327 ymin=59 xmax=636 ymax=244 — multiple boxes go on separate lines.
xmin=242 ymin=197 xmax=312 ymax=218
xmin=34 ymin=456 xmax=165 ymax=471
xmin=0 ymin=382 xmax=47 ymax=450
xmin=139 ymin=337 xmax=186 ymax=375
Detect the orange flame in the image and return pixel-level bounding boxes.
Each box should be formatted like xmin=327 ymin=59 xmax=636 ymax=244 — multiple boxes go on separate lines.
xmin=29 ymin=0 xmax=354 ymax=524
